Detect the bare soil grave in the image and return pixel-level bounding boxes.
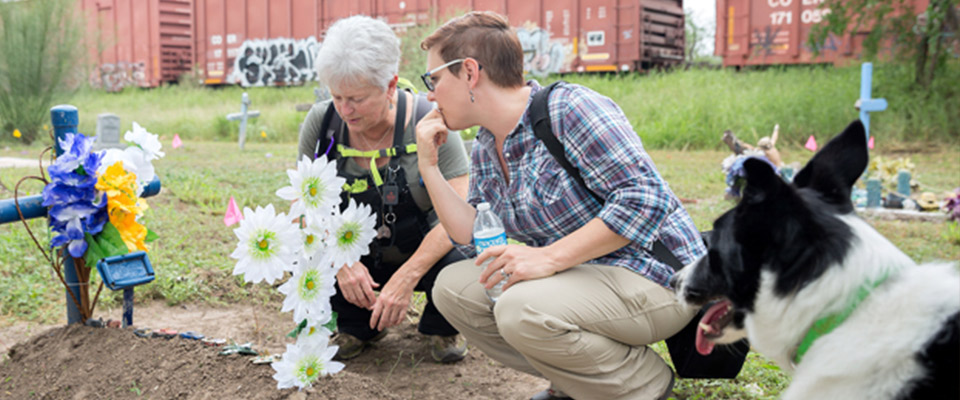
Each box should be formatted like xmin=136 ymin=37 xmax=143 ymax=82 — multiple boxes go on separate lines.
xmin=0 ymin=301 xmax=546 ymax=399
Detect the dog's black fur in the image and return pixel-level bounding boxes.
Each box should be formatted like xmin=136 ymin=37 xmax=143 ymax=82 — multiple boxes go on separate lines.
xmin=671 ymin=121 xmax=960 ymax=399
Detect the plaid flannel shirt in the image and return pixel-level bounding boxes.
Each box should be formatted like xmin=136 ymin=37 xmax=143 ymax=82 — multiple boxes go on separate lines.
xmin=462 ymin=81 xmax=705 ymax=287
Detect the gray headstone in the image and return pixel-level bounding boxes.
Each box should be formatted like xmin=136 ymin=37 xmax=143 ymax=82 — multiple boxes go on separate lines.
xmin=94 ymin=113 xmax=123 ymax=151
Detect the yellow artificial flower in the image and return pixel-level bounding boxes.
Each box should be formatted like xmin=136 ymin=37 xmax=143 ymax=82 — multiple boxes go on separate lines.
xmin=97 ymin=162 xmax=141 ymax=209
xmin=111 ymin=211 xmax=148 ymax=252
xmin=12 ymin=129 xmax=21 ymax=138
xmin=96 ymin=162 xmax=148 ymax=251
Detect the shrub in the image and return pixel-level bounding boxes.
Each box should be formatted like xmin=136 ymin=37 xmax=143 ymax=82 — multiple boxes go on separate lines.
xmin=0 ymin=0 xmax=85 ymax=144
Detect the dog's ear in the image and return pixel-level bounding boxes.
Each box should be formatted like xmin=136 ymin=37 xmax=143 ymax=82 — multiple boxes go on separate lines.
xmin=742 ymin=158 xmax=784 ymax=204
xmin=793 ymin=120 xmax=868 ymax=207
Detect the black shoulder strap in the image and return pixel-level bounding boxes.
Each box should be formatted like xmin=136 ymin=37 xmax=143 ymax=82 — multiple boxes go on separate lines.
xmin=388 ymin=89 xmax=408 ymax=169
xmin=530 ymin=82 xmax=603 ymax=205
xmin=316 ymin=102 xmax=341 ymax=160
xmin=531 ymin=81 xmax=686 ymax=271
xmin=318 ymin=89 xmax=421 ymax=165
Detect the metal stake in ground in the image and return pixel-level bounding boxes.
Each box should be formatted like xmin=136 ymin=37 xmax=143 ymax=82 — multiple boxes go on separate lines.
xmin=226 ymin=92 xmax=261 ymax=150
xmin=97 ymin=252 xmax=156 ymax=328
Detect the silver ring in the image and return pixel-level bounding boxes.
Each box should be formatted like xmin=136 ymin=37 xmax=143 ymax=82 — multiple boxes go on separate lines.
xmin=500 ymin=269 xmax=508 ymax=278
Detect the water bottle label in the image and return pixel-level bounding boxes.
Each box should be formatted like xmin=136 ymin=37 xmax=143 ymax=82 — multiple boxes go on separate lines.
xmin=474 ymin=232 xmax=507 ymax=254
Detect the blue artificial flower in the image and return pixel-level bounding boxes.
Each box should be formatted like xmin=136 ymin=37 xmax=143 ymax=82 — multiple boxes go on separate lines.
xmin=43 ymin=133 xmax=106 ymax=258
xmin=50 ymin=217 xmax=88 ymax=257
xmin=82 ymin=194 xmax=109 ymax=235
xmin=41 ymin=183 xmax=98 ymax=206
xmin=725 ymin=155 xmax=778 ymax=198
xmin=47 ymin=157 xmax=101 ymax=189
xmin=49 ymin=202 xmax=100 ymax=223
xmin=56 ymin=132 xmax=94 ymax=167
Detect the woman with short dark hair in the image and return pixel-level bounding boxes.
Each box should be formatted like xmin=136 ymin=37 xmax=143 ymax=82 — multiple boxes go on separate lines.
xmin=417 ymin=11 xmax=705 ymax=400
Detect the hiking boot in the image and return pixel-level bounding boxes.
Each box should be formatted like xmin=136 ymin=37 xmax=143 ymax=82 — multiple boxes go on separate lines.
xmin=429 ymin=334 xmax=468 ymax=363
xmin=331 ymin=330 xmax=387 ymax=360
xmin=530 ymin=384 xmax=573 ymax=400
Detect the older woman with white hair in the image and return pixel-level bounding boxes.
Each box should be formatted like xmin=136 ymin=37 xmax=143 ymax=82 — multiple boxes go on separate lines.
xmin=298 ymin=15 xmax=470 ymax=363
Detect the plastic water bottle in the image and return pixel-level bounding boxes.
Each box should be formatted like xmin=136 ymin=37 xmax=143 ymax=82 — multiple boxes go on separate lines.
xmin=473 ymin=202 xmax=508 ymax=302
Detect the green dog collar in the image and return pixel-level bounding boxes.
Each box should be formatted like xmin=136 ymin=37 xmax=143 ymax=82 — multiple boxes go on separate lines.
xmin=794 ymin=272 xmax=891 ymax=364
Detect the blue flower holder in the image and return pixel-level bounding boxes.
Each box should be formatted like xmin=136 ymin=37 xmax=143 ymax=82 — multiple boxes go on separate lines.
xmin=866 ymin=179 xmax=882 ymax=208
xmin=96 ymin=251 xmax=155 ymax=327
xmin=896 ymin=170 xmax=911 ymax=197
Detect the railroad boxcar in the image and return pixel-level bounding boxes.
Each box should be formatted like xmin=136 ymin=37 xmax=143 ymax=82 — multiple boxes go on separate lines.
xmin=81 ymin=0 xmax=687 ymax=88
xmin=715 ymin=0 xmax=931 ymax=67
xmin=79 ymin=0 xmax=194 ymax=91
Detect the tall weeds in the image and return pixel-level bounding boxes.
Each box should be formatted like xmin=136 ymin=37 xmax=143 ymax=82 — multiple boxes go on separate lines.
xmin=63 ymin=56 xmax=959 ymax=149
xmin=0 ymin=0 xmax=85 ymax=144
xmin=555 ymin=61 xmax=959 ymax=149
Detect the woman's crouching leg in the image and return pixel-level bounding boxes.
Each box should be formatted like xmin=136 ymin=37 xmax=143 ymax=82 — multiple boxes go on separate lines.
xmin=431 ymin=258 xmax=541 ymax=376
xmin=493 ymin=264 xmax=692 ymax=400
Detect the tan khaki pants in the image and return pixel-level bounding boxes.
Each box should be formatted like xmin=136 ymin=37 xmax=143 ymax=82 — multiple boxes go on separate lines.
xmin=433 ymin=259 xmax=696 ymax=400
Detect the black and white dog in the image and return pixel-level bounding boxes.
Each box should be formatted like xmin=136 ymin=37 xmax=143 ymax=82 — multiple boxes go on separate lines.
xmin=671 ymin=120 xmax=959 ymax=399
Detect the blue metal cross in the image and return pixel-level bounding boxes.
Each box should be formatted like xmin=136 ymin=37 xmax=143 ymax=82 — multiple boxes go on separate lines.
xmin=0 ymin=106 xmax=161 ymax=324
xmin=856 ymin=63 xmax=888 ymax=140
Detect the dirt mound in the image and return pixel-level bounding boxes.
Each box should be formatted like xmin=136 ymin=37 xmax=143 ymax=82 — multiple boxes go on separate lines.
xmin=1 ymin=323 xmax=396 ymax=399
xmin=0 ymin=302 xmax=546 ymax=399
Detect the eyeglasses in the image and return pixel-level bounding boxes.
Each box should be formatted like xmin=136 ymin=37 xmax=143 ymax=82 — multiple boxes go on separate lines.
xmin=420 ymin=59 xmax=481 ymax=92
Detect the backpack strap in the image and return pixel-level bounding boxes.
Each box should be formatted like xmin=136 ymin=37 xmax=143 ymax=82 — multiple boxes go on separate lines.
xmin=315 ymin=101 xmax=341 ymax=160
xmin=530 ymin=82 xmax=603 ymax=205
xmin=316 ymin=88 xmax=428 ymax=164
xmin=530 ymin=81 xmax=687 ymax=272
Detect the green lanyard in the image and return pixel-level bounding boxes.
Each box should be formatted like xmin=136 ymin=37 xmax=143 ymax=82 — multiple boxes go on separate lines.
xmin=336 ymin=143 xmax=418 ymax=190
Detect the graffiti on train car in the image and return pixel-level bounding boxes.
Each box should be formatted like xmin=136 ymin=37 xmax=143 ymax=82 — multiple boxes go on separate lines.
xmin=90 ymin=62 xmax=147 ymax=92
xmin=516 ymin=24 xmax=570 ymax=77
xmin=805 ymin=32 xmax=840 ymax=53
xmin=228 ymin=37 xmax=321 ymax=87
xmin=750 ymin=0 xmax=835 ymax=57
xmin=751 ymin=26 xmax=787 ymax=56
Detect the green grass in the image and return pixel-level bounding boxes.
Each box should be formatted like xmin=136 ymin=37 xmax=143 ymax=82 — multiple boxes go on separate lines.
xmin=64 ymin=85 xmax=314 ymax=144
xmin=2 ymin=139 xmax=958 ymax=398
xmin=1 ymin=60 xmax=958 ymax=398
xmin=0 ymin=142 xmax=297 ymax=318
xmin=2 ymin=60 xmax=954 ymax=149
xmin=547 ymin=62 xmax=959 ymax=149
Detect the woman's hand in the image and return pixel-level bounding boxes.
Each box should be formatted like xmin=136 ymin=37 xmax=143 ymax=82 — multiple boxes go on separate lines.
xmin=368 ymin=272 xmax=417 ymax=331
xmin=415 ymin=108 xmax=449 ymax=168
xmin=336 ymin=261 xmax=380 ymax=309
xmin=476 ymin=219 xmax=632 ymax=292
xmin=476 ymin=245 xmax=565 ymax=291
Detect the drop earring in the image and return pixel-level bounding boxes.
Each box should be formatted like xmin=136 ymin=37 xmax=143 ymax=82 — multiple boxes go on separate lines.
xmin=469 ymin=90 xmax=475 ymax=103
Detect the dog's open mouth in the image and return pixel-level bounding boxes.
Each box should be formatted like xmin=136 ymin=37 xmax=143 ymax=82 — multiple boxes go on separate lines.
xmin=695 ymin=299 xmax=734 ymax=355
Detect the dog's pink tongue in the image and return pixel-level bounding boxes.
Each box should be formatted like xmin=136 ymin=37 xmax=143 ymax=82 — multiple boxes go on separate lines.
xmin=695 ymin=301 xmax=730 ymax=356
xmin=695 ymin=324 xmax=716 ymax=356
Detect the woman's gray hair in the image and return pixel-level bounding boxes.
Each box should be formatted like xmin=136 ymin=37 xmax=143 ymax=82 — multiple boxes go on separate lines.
xmin=315 ymin=15 xmax=400 ymax=91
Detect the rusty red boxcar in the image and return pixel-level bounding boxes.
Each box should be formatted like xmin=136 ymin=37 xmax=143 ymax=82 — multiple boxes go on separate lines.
xmin=81 ymin=0 xmax=687 ymax=88
xmin=715 ymin=0 xmax=931 ymax=67
xmin=79 ymin=0 xmax=194 ymax=91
